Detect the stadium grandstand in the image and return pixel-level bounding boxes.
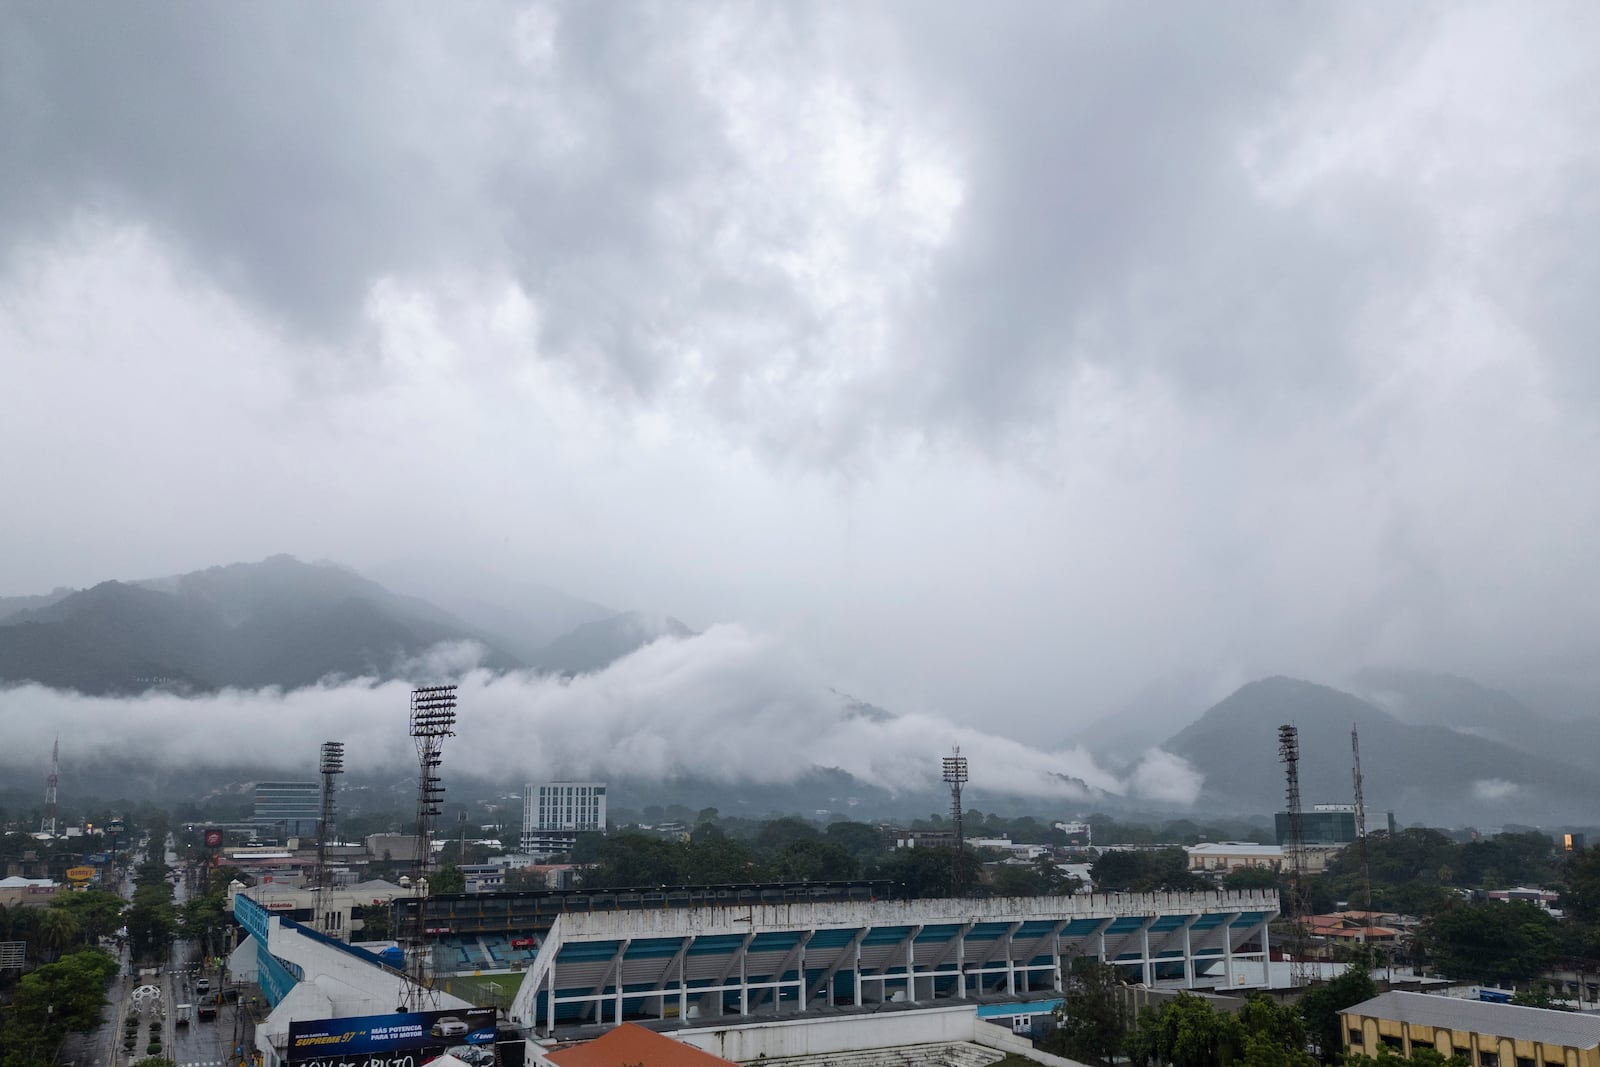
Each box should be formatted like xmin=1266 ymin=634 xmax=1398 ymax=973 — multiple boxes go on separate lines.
xmin=399 ymin=881 xmax=893 ymax=976
xmin=506 ymin=888 xmax=1279 ymax=1036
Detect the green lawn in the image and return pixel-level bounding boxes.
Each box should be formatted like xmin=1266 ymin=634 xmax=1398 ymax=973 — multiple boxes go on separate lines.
xmin=438 ymin=973 xmax=520 ymax=1006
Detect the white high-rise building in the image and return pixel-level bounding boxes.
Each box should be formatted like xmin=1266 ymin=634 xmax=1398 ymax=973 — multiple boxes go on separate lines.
xmin=521 ymin=781 xmax=606 ymax=853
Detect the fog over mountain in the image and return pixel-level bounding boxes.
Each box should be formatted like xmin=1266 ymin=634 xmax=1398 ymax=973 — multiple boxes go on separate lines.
xmin=0 ymin=627 xmax=1194 ymax=807
xmin=4 ymin=6 xmax=1600 ymax=760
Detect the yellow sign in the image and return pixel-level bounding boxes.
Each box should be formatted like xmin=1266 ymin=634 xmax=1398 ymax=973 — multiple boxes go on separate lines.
xmin=64 ymin=866 xmax=97 ymax=882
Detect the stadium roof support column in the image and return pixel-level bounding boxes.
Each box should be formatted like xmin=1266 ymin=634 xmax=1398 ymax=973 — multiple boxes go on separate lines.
xmin=753 ymin=930 xmax=813 ymax=1013
xmin=1138 ymin=915 xmax=1159 ymax=986
xmin=1220 ymin=912 xmax=1241 ymax=987
xmin=546 ymin=958 xmax=556 ymax=1037
xmin=904 ymin=925 xmax=923 ymax=1004
xmin=968 ymin=920 xmax=1023 ymax=996
xmin=807 ymin=928 xmax=868 ymax=1004
xmin=662 ymin=935 xmax=695 ymax=1022
xmin=1174 ymin=914 xmax=1200 ymax=988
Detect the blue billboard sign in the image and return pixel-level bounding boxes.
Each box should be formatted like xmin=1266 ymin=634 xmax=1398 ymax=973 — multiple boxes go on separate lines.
xmin=287 ymin=1008 xmax=495 ymax=1063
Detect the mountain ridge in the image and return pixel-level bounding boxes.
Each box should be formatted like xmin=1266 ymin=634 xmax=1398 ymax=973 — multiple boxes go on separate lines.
xmin=1166 ymin=675 xmax=1600 ymax=826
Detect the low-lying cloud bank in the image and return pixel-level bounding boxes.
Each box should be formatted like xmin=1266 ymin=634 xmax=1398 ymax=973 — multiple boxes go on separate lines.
xmin=0 ymin=625 xmax=1202 ymax=804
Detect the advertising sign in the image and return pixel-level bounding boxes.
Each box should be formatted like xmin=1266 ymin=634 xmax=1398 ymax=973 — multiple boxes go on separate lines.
xmin=287 ymin=1008 xmax=495 ymax=1067
xmin=64 ymin=866 xmax=97 ymax=882
xmin=204 ymin=830 xmax=224 ymax=848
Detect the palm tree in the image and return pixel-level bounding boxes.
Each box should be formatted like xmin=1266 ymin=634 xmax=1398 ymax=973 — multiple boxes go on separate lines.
xmin=37 ymin=908 xmax=81 ymax=962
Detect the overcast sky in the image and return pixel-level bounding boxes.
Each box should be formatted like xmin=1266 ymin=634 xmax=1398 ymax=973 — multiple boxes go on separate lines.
xmin=4 ymin=4 xmax=1600 ymax=739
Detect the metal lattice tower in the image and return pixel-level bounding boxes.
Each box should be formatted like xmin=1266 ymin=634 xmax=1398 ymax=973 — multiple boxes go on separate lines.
xmin=403 ymin=685 xmax=457 ymax=1009
xmin=1279 ymin=724 xmax=1313 ymax=986
xmin=41 ymin=737 xmax=59 ymax=836
xmin=942 ymin=747 xmax=969 ymax=894
xmin=1352 ymin=725 xmax=1373 ymax=941
xmin=314 ymin=740 xmax=345 ymax=929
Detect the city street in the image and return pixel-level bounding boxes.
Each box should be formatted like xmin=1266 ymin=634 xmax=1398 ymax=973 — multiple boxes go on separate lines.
xmin=59 ymin=834 xmax=258 ymax=1067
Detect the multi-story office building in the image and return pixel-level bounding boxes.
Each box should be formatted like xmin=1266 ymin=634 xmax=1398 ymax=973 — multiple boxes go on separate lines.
xmin=521 ymin=782 xmax=606 ymax=853
xmin=254 ymin=781 xmax=321 ymax=836
xmin=1275 ymin=803 xmax=1398 ymax=847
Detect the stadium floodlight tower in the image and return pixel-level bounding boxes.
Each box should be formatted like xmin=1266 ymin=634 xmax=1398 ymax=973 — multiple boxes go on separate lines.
xmin=402 ymin=685 xmax=456 ymax=1010
xmin=942 ymin=747 xmax=969 ymax=894
xmin=314 ymin=740 xmax=344 ymax=931
xmin=410 ymin=686 xmax=457 ymax=881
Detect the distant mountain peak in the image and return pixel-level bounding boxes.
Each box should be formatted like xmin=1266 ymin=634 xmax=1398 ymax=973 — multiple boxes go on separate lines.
xmin=530 ymin=610 xmax=695 ymax=676
xmin=0 ymin=555 xmax=523 ymax=694
xmin=1163 ymin=673 xmax=1600 ymax=826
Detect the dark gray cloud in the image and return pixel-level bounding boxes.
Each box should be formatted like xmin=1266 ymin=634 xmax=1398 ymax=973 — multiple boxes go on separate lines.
xmin=2 ymin=3 xmax=1599 ymax=738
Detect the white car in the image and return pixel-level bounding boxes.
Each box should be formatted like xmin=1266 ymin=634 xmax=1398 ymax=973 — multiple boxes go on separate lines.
xmin=430 ymin=1017 xmax=468 ymax=1039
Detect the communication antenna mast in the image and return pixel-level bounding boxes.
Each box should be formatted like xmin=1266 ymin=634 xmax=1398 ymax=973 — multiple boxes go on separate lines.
xmin=41 ymin=737 xmax=59 ymax=836
xmin=1279 ymin=724 xmax=1313 ymax=986
xmin=403 ymin=685 xmax=457 ymax=1010
xmin=315 ymin=740 xmax=345 ymax=931
xmin=942 ymin=747 xmax=969 ymax=895
xmin=1352 ymin=726 xmax=1373 ymax=943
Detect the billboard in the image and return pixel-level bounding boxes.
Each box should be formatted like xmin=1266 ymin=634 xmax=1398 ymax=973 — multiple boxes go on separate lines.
xmin=204 ymin=830 xmax=224 ymax=848
xmin=287 ymin=1008 xmax=495 ymax=1067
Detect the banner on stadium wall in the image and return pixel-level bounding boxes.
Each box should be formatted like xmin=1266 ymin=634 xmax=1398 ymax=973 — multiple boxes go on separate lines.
xmin=286 ymin=1008 xmax=495 ymax=1067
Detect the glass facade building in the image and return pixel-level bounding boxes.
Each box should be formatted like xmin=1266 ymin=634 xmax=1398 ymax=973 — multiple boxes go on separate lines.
xmin=254 ymin=781 xmax=321 ymax=836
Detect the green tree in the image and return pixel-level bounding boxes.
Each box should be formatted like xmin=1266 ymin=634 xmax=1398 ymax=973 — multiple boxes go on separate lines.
xmin=125 ymin=883 xmax=178 ymax=964
xmin=1047 ymin=958 xmax=1128 ymax=1066
xmin=1125 ymin=992 xmax=1243 ymax=1067
xmin=356 ymin=903 xmax=391 ymax=941
xmin=0 ymin=947 xmax=119 ymax=1067
xmin=1297 ymin=964 xmax=1377 ymax=1063
xmin=180 ymin=894 xmax=230 ymax=960
xmin=1419 ymin=901 xmax=1559 ymax=985
xmin=1345 ymin=1046 xmax=1468 ymax=1067
xmin=824 ymin=821 xmax=887 ymax=861
xmin=34 ymin=907 xmax=81 ymax=961
xmin=1092 ymin=849 xmax=1207 ymax=893
xmin=869 ymin=846 xmax=984 ymax=899
xmin=1224 ymin=867 xmax=1280 ymax=891
xmin=754 ymin=817 xmax=822 ymax=853
xmin=430 ymin=862 xmax=466 ymax=895
xmin=768 ymin=840 xmax=860 ymax=882
xmin=1561 ymin=846 xmax=1600 ymax=923
xmin=1511 ymin=982 xmax=1571 ymax=1010
xmin=50 ymin=888 xmax=126 ymax=945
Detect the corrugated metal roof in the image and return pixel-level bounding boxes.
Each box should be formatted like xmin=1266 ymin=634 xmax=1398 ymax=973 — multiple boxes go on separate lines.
xmin=1346 ymin=991 xmax=1600 ymax=1048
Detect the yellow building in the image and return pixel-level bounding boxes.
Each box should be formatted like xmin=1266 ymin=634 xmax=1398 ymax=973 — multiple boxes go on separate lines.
xmin=1342 ymin=991 xmax=1600 ymax=1067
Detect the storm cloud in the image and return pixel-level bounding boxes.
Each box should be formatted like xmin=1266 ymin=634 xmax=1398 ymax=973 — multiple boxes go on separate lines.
xmin=3 ymin=4 xmax=1599 ymax=741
